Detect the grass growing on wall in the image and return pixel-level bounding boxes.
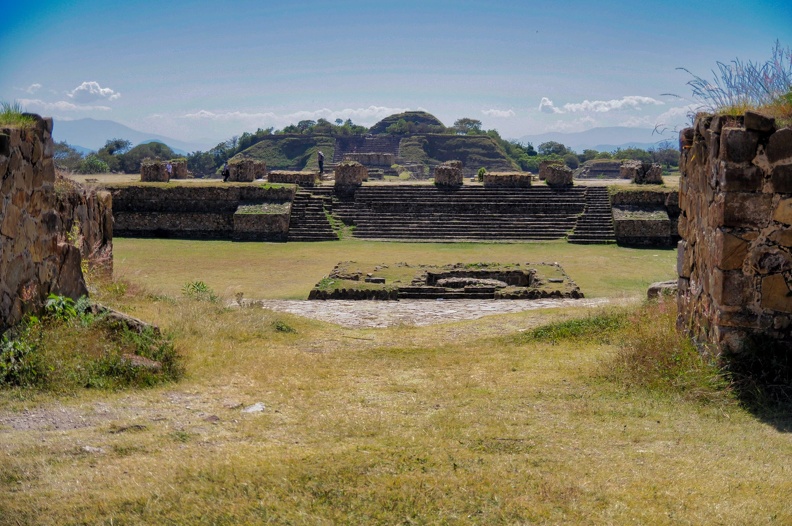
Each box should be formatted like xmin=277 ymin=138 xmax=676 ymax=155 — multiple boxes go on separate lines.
xmin=0 ymin=101 xmax=36 ymax=128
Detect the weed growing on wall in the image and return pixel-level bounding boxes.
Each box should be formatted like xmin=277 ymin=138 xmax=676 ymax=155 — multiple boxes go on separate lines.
xmin=0 ymin=101 xmax=35 ymax=128
xmin=678 ymin=41 xmax=792 ymax=124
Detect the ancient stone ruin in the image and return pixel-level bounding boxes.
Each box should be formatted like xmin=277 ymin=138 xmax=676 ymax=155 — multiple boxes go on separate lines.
xmin=482 ymin=172 xmax=532 ymax=188
xmin=309 ymin=262 xmax=583 ymax=300
xmin=434 ymin=160 xmax=463 ymax=187
xmin=1 ymin=114 xmax=111 ymax=331
xmin=140 ymin=159 xmax=188 ymax=182
xmin=678 ymin=111 xmax=792 ymax=385
xmin=227 ymin=158 xmax=266 ymax=182
xmin=620 ymin=160 xmax=663 ymax=184
xmin=343 ymin=152 xmax=394 ymax=167
xmin=577 ymin=160 xmax=623 ymax=179
xmin=268 ymin=170 xmax=316 ymax=187
xmin=540 ymin=162 xmax=573 ymax=187
xmin=334 ymin=160 xmax=367 ymax=196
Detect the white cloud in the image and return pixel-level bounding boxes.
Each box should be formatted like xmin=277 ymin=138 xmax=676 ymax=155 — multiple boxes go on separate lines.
xmin=481 ymin=109 xmax=516 ymax=118
xmin=18 ymin=98 xmax=111 ymax=112
xmin=539 ymin=97 xmax=562 ymax=114
xmin=26 ymin=83 xmax=42 ymax=94
xmin=181 ymin=105 xmax=409 ymax=126
xmin=68 ymin=81 xmax=121 ymax=103
xmin=539 ymin=95 xmax=663 ymax=114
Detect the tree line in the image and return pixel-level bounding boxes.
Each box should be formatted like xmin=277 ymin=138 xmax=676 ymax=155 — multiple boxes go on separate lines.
xmin=54 ymin=116 xmax=679 ymax=176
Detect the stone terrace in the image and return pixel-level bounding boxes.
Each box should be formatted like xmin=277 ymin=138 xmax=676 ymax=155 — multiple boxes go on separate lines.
xmin=344 ymin=185 xmax=588 ymax=241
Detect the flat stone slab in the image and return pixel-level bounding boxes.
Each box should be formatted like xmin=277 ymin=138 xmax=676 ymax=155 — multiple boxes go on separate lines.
xmin=247 ymin=298 xmax=610 ymax=329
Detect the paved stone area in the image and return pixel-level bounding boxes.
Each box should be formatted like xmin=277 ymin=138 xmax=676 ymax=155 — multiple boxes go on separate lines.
xmin=250 ymin=298 xmax=610 ymax=329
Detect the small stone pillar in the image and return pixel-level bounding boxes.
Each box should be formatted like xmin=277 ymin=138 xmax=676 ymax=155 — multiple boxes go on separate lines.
xmin=140 ymin=160 xmax=169 ymax=182
xmin=620 ymin=160 xmax=663 ymax=184
xmin=542 ymin=163 xmax=573 ymax=187
xmin=334 ymin=160 xmax=367 ymax=197
xmin=434 ymin=160 xmax=463 ymax=187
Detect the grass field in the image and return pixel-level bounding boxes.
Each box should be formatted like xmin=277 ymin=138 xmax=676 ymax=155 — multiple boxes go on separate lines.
xmin=2 ymin=239 xmax=790 ymax=525
xmin=113 ymin=238 xmax=678 ymax=301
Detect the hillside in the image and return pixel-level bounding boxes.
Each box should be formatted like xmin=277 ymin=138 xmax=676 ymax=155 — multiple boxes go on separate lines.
xmin=234 ymin=135 xmax=335 ymax=171
xmin=368 ymin=111 xmax=446 ymax=135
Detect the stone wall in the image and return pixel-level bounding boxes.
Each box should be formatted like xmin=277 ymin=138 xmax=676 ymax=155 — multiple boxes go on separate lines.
xmin=620 ymin=160 xmax=663 ymax=184
xmin=334 ymin=161 xmax=367 ymax=197
xmin=577 ymin=160 xmax=623 ymax=179
xmin=1 ymin=115 xmax=102 ymax=331
xmin=678 ymin=111 xmax=792 ymax=384
xmin=611 ymin=188 xmax=679 ymax=247
xmin=343 ymin=152 xmax=394 ymax=166
xmin=110 ymin=183 xmax=295 ymax=240
xmin=482 ymin=172 xmax=532 ymax=188
xmin=268 ymin=170 xmax=316 ymax=187
xmin=434 ymin=160 xmax=463 ymax=187
xmin=140 ymin=160 xmax=169 ymax=182
xmin=228 ymin=158 xmax=266 ymax=182
xmin=541 ymin=163 xmax=573 ymax=187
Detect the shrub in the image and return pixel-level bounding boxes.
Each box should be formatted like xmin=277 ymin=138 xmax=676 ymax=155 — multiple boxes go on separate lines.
xmin=0 ymin=101 xmax=36 ymax=128
xmin=182 ymin=280 xmax=218 ymax=302
xmin=76 ymin=154 xmax=110 ymax=174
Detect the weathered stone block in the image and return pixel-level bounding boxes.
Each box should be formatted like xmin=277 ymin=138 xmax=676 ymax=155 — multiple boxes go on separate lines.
xmin=721 ymin=192 xmax=772 ymax=228
xmin=0 ymin=134 xmax=9 ymax=157
xmin=744 ymin=111 xmax=776 ymax=133
xmin=712 ymin=269 xmax=755 ymax=307
xmin=434 ymin=161 xmax=463 ymax=187
xmin=769 ymin=227 xmax=792 ymax=248
xmin=334 ymin=161 xmax=367 ymax=186
xmin=140 ymin=162 xmax=169 ymax=182
xmin=677 ymin=240 xmax=691 ymax=278
xmin=770 ymin=163 xmax=792 ymax=193
xmin=766 ymin=128 xmax=792 ymax=165
xmin=761 ymin=273 xmax=792 ymax=313
xmin=716 ymin=161 xmax=762 ymax=192
xmin=773 ymin=197 xmax=792 ymax=225
xmin=268 ymin=170 xmax=316 ymax=187
xmin=482 ymin=172 xmax=532 ymax=188
xmin=714 ymin=229 xmax=750 ymax=270
xmin=720 ymin=127 xmax=759 ymax=163
xmin=679 ymin=127 xmax=694 ymax=149
xmin=543 ymin=164 xmax=573 ymax=187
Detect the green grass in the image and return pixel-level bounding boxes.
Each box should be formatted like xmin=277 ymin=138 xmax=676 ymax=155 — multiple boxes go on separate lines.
xmin=0 ymin=101 xmax=36 ymax=128
xmin=112 ymin=238 xmax=677 ymax=301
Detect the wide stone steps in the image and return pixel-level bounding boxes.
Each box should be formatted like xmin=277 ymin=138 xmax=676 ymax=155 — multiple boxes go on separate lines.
xmin=288 ymin=192 xmax=338 ymax=242
xmin=568 ymin=187 xmax=615 ymax=244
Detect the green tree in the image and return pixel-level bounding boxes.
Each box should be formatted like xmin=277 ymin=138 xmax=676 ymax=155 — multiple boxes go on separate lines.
xmin=53 ymin=141 xmax=83 ymax=171
xmin=119 ymin=142 xmax=176 ymax=173
xmin=538 ymin=141 xmax=569 ymax=156
xmin=453 ymin=118 xmax=483 ymax=135
xmin=563 ymin=153 xmax=579 ymax=169
xmin=76 ymin=154 xmax=109 ymax=174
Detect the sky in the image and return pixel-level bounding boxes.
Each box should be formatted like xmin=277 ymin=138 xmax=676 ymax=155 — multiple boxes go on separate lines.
xmin=2 ymin=0 xmax=791 ymax=149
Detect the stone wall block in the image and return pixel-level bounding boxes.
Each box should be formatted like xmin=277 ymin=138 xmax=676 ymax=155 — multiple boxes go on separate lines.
xmin=707 ymin=132 xmax=720 ymax=161
xmin=1 ymin=202 xmax=21 ymax=238
xmin=720 ymin=128 xmax=759 ymax=163
xmin=770 ymin=163 xmax=792 ymax=193
xmin=677 ymin=240 xmax=692 ymax=278
xmin=766 ymin=128 xmax=792 ymax=165
xmin=769 ymin=227 xmax=792 ymax=248
xmin=746 ymin=246 xmax=792 ymax=275
xmin=716 ymin=161 xmax=762 ymax=192
xmin=714 ymin=229 xmax=750 ymax=270
xmin=0 ymin=134 xmax=10 ymax=157
xmin=679 ymin=127 xmax=694 ymax=150
xmin=744 ymin=111 xmax=776 ymax=133
xmin=772 ymin=197 xmax=792 ymax=225
xmin=712 ymin=269 xmax=756 ymax=307
xmin=715 ymin=308 xmax=762 ymax=329
xmin=761 ymin=273 xmax=792 ymax=313
xmin=721 ymin=192 xmax=772 ymax=228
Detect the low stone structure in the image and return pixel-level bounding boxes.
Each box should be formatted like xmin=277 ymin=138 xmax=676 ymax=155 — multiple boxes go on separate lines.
xmin=227 ymin=158 xmax=266 ymax=182
xmin=620 ymin=160 xmax=663 ymax=184
xmin=541 ymin=163 xmax=573 ymax=187
xmin=482 ymin=172 xmax=532 ymax=188
xmin=140 ymin=160 xmax=169 ymax=182
xmin=610 ymin=188 xmax=680 ymax=247
xmin=434 ymin=160 xmax=463 ymax=187
xmin=678 ymin=111 xmax=792 ymax=386
xmin=577 ymin=160 xmax=623 ymax=179
xmin=334 ymin=160 xmax=367 ymax=197
xmin=1 ymin=114 xmax=110 ymax=331
xmin=110 ymin=183 xmax=295 ymax=240
xmin=343 ymin=152 xmax=394 ymax=166
xmin=268 ymin=170 xmax=316 ymax=187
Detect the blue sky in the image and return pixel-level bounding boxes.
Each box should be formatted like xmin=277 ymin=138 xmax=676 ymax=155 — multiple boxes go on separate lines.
xmin=2 ymin=0 xmax=791 ymax=148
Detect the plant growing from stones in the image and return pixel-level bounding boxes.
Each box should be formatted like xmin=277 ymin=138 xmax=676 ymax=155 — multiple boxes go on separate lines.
xmin=0 ymin=101 xmax=35 ymax=128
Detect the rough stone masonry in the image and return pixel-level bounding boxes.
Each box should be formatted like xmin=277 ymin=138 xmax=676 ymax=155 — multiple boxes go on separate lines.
xmin=677 ymin=111 xmax=792 ymax=381
xmin=1 ymin=114 xmax=111 ymax=330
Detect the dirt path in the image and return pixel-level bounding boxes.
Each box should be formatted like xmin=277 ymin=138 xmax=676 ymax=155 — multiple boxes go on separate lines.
xmin=250 ymin=297 xmax=611 ymax=328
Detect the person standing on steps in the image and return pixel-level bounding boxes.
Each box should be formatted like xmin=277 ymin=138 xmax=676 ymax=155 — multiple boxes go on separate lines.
xmin=318 ymin=150 xmax=324 ymax=176
xmin=165 ymin=161 xmax=173 ymax=179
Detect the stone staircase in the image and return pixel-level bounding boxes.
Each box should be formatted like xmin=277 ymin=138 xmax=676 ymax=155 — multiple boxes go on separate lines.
xmin=287 ymin=191 xmax=338 ymax=241
xmin=349 ymin=186 xmax=587 ymax=241
xmin=568 ymin=186 xmax=616 ymax=244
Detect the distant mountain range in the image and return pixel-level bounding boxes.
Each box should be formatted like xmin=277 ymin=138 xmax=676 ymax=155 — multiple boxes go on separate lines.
xmin=515 ymin=127 xmax=678 ymax=153
xmin=52 ymin=118 xmax=212 ymax=155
